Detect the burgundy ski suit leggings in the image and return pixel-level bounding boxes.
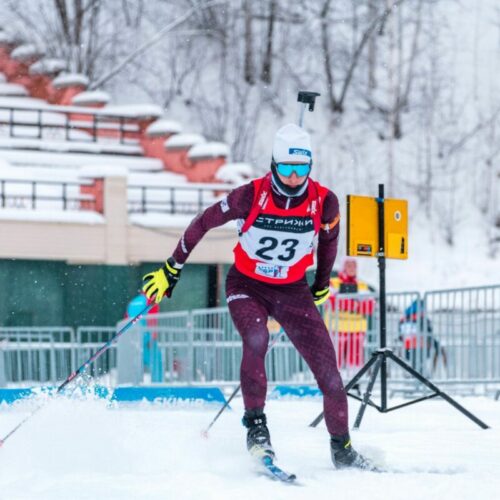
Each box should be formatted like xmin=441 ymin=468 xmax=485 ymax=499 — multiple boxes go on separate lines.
xmin=226 ymin=266 xmax=348 ymax=436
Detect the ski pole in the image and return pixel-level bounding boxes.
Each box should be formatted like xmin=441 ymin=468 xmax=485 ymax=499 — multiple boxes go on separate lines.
xmin=0 ymin=302 xmax=154 ymax=447
xmin=202 ymin=327 xmax=286 ymax=438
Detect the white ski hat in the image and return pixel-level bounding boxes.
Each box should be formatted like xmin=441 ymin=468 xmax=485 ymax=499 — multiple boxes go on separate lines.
xmin=272 ymin=123 xmax=312 ymax=163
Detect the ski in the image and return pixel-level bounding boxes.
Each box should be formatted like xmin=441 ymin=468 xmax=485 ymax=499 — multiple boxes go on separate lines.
xmin=260 ymin=455 xmax=297 ymax=483
xmin=334 ymin=463 xmax=460 ymax=474
xmin=369 ymin=465 xmax=462 ymax=475
xmin=248 ymin=446 xmax=297 ymax=483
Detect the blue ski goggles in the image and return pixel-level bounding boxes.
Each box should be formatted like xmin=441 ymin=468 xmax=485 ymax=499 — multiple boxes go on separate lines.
xmin=275 ymin=162 xmax=311 ymax=177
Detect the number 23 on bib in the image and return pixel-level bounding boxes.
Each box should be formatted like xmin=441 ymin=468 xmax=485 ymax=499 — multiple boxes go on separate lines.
xmin=234 ymin=173 xmax=329 ymax=284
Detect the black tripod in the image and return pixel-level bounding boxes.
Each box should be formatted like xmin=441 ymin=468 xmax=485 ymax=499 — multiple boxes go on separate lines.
xmin=310 ymin=184 xmax=489 ymax=430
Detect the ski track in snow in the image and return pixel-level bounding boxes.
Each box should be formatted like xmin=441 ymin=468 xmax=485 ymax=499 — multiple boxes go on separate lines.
xmin=0 ymin=396 xmax=499 ymax=500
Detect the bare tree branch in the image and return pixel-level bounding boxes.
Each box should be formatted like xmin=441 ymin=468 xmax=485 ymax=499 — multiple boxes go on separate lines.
xmin=336 ymin=0 xmax=407 ymax=112
xmin=243 ymin=0 xmax=255 ymax=85
xmin=443 ymin=106 xmax=500 ymax=159
xmin=90 ymin=0 xmax=228 ymax=90
xmin=261 ymin=0 xmax=276 ymax=84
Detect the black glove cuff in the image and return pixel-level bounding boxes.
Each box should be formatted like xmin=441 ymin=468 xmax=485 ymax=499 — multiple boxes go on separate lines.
xmin=164 ymin=258 xmax=182 ymax=287
xmin=167 ymin=256 xmax=183 ymax=270
xmin=311 ymin=283 xmax=329 ymax=293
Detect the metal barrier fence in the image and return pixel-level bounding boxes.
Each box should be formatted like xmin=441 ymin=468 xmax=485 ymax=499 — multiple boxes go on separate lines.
xmin=76 ymin=327 xmax=117 ymax=380
xmin=0 ymin=327 xmax=75 ymax=385
xmin=1 ymin=285 xmax=499 ymax=394
xmin=423 ymin=286 xmax=500 ymax=384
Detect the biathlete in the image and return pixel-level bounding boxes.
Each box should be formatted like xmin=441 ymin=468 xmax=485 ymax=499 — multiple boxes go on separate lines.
xmin=142 ymin=123 xmax=373 ymax=469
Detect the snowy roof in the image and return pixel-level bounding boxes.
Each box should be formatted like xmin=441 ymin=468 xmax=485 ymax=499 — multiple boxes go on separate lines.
xmin=0 ymin=162 xmax=85 ymax=183
xmin=0 ymin=208 xmax=104 ymax=224
xmin=77 ymin=165 xmax=231 ymax=190
xmin=104 ymin=104 xmax=163 ymax=119
xmin=10 ymin=44 xmax=43 ymax=61
xmin=0 ymin=95 xmax=48 ymax=108
xmin=215 ymin=162 xmax=254 ymax=184
xmin=165 ymin=133 xmax=206 ymax=149
xmin=72 ymin=90 xmax=110 ymax=105
xmin=146 ymin=119 xmax=183 ymax=136
xmin=127 ymin=170 xmax=188 ymax=186
xmin=29 ymin=58 xmax=67 ymax=76
xmin=0 ymin=137 xmax=142 ymax=156
xmin=217 ymin=162 xmax=253 ymax=176
xmin=0 ymin=31 xmax=16 ymax=45
xmin=52 ymin=73 xmax=89 ymax=89
xmin=0 ymin=148 xmax=163 ymax=171
xmin=0 ymin=83 xmax=28 ymax=97
xmin=188 ymin=142 xmax=230 ymax=159
xmin=79 ymin=164 xmax=128 ymax=178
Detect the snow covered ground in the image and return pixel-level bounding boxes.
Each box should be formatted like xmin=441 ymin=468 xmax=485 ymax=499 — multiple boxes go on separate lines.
xmin=0 ymin=393 xmax=498 ymax=500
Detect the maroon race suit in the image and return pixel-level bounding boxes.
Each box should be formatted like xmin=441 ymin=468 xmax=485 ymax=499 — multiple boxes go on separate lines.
xmin=172 ymin=175 xmax=348 ymax=436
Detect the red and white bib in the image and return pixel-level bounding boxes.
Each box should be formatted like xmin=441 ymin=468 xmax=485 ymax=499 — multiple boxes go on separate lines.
xmin=234 ymin=174 xmax=328 ymax=284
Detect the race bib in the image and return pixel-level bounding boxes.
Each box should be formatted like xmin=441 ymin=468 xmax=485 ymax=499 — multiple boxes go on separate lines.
xmin=240 ymin=215 xmax=315 ymax=266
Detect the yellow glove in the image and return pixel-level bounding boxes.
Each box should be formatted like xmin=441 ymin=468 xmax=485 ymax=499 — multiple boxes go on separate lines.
xmin=311 ymin=285 xmax=331 ymax=306
xmin=142 ymin=258 xmax=182 ymax=304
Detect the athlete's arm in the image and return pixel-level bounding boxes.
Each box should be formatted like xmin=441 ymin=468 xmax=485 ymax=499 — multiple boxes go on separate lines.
xmin=142 ymin=185 xmax=253 ymax=303
xmin=313 ymin=191 xmax=340 ymax=289
xmin=172 ymin=183 xmax=254 ymax=264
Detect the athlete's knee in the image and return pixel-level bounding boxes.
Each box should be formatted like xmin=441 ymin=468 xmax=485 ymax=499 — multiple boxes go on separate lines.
xmin=242 ymin=329 xmax=269 ymax=357
xmin=316 ymin=369 xmax=344 ymax=397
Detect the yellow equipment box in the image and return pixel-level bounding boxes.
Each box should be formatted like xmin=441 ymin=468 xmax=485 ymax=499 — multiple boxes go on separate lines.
xmin=347 ymin=195 xmax=408 ymax=260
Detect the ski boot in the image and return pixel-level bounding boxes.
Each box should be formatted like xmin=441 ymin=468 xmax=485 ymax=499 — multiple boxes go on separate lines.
xmin=330 ymin=433 xmax=376 ymax=471
xmin=242 ymin=408 xmax=275 ymax=459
